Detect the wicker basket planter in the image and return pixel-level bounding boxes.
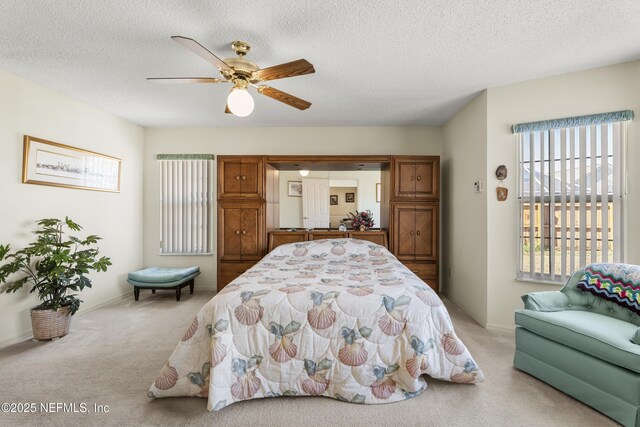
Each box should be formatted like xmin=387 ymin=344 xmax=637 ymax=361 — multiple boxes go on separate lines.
xmin=30 ymin=306 xmax=72 ymax=340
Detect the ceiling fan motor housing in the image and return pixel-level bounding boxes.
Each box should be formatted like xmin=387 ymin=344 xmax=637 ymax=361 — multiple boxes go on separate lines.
xmin=221 ymin=56 xmax=261 ymax=83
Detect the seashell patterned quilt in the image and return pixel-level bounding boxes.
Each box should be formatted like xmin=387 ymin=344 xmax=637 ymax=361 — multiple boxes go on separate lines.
xmin=148 ymin=239 xmax=484 ymax=411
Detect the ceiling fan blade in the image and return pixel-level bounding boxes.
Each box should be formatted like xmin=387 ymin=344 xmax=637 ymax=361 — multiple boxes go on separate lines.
xmin=257 ymin=86 xmax=311 ymax=110
xmin=147 ymin=77 xmax=224 ymax=84
xmin=171 ymin=36 xmax=233 ymax=72
xmin=225 ymin=104 xmax=232 ymax=114
xmin=255 ymin=59 xmax=315 ymax=81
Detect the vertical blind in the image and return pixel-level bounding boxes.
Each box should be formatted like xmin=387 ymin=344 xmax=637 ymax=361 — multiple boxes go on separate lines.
xmin=513 ymin=111 xmax=632 ymax=283
xmin=158 ymin=155 xmax=214 ymax=254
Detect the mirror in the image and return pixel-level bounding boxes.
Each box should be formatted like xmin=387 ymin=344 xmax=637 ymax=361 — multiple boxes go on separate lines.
xmin=278 ymin=170 xmax=381 ymax=230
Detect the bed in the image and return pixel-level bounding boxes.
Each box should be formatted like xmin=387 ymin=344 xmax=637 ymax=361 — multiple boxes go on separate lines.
xmin=148 ymin=239 xmax=484 ymax=411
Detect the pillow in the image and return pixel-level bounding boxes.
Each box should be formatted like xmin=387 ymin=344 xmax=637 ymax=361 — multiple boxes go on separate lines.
xmin=269 ymin=238 xmax=387 ymax=259
xmin=632 ymin=328 xmax=640 ymax=346
xmin=577 ymin=263 xmax=640 ymax=314
xmin=521 ymin=291 xmax=569 ymax=312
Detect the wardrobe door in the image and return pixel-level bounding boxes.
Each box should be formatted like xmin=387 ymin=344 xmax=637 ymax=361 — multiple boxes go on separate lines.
xmin=393 ymin=159 xmax=417 ymax=199
xmin=240 ymin=158 xmax=262 ymax=196
xmin=414 ymin=158 xmax=439 ymax=200
xmin=218 ymin=156 xmax=263 ymax=198
xmin=414 ymin=204 xmax=438 ymax=261
xmin=220 ymin=207 xmax=242 ymax=260
xmin=219 ymin=158 xmax=242 ymax=198
xmin=219 ymin=203 xmax=263 ymax=260
xmin=240 ymin=207 xmax=261 ymax=260
xmin=392 ymin=204 xmax=416 ymax=261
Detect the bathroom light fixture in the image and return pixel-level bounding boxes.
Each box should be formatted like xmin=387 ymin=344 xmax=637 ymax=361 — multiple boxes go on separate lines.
xmin=299 ymin=169 xmax=309 ymax=177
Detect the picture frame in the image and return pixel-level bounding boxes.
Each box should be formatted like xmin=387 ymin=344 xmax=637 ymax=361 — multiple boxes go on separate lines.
xmin=345 ymin=192 xmax=355 ymax=203
xmin=287 ymin=181 xmax=303 ymax=197
xmin=330 ymin=195 xmax=338 ymax=205
xmin=376 ymin=183 xmax=381 ymax=203
xmin=22 ymin=135 xmax=121 ymax=192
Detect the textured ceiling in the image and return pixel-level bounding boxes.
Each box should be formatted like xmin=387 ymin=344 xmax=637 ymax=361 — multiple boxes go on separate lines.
xmin=1 ymin=1 xmax=640 ymax=127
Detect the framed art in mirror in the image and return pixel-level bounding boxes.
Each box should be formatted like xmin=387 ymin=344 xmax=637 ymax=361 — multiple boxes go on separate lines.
xmin=287 ymin=181 xmax=302 ymax=197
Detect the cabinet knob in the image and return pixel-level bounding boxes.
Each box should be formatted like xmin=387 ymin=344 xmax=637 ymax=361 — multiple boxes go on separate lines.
xmin=241 ymin=175 xmax=247 ymax=180
xmin=235 ymin=230 xmax=240 ymax=235
xmin=411 ymin=269 xmax=420 ymax=274
xmin=242 ymin=230 xmax=247 ymax=235
xmin=416 ymin=175 xmax=422 ymax=181
xmin=410 ymin=230 xmax=414 ymax=236
xmin=416 ymin=230 xmax=421 ymax=236
xmin=235 ymin=175 xmax=240 ymax=180
xmin=410 ymin=176 xmax=415 ymax=181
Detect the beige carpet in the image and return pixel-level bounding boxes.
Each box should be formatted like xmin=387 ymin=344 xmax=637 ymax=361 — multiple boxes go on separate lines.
xmin=0 ymin=291 xmax=615 ymax=427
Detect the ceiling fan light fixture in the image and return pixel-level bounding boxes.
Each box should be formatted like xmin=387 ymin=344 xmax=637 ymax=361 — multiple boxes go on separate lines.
xmin=227 ymin=87 xmax=254 ymax=117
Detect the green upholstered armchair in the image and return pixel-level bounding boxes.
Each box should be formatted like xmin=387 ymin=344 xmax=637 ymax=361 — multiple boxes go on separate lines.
xmin=515 ymin=268 xmax=640 ymax=427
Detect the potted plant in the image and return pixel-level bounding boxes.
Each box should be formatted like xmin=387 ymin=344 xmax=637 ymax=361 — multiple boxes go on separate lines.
xmin=0 ymin=217 xmax=111 ymax=340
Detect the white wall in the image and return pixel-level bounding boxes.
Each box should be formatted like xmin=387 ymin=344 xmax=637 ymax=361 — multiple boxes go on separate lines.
xmin=143 ymin=126 xmax=442 ymax=290
xmin=279 ymin=170 xmax=381 ymax=229
xmin=442 ymin=91 xmax=488 ymax=326
xmin=0 ymin=70 xmax=144 ymax=347
xmin=484 ymin=60 xmax=640 ymax=330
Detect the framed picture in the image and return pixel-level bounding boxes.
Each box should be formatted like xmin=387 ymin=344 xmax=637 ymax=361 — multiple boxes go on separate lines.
xmin=376 ymin=183 xmax=381 ymax=203
xmin=329 ymin=195 xmax=338 ymax=205
xmin=288 ymin=181 xmax=303 ymax=197
xmin=345 ymin=192 xmax=355 ymax=203
xmin=22 ymin=135 xmax=121 ymax=192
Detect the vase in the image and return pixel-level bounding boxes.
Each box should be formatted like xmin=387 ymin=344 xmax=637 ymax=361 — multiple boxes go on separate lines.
xmin=359 ymin=225 xmax=366 ymax=232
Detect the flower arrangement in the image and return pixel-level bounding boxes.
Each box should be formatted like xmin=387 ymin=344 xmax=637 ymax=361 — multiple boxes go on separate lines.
xmin=348 ymin=210 xmax=375 ymax=231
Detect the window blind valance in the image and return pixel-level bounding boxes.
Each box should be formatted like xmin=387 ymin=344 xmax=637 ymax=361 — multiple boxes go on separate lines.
xmin=156 ymin=154 xmax=215 ymax=160
xmin=512 ymin=110 xmax=633 ymax=134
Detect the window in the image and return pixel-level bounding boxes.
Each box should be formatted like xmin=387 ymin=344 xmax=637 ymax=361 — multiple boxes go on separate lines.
xmin=514 ymin=111 xmax=633 ymax=283
xmin=158 ymin=154 xmax=214 ymax=254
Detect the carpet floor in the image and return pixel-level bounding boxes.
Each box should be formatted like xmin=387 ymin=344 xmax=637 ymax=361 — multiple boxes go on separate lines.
xmin=0 ymin=291 xmax=615 ymax=427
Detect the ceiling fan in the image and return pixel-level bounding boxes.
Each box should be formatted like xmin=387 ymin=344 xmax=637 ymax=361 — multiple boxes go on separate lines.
xmin=148 ymin=36 xmax=315 ymax=117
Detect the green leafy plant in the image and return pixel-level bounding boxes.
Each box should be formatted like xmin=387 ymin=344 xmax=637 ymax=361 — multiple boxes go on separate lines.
xmin=0 ymin=217 xmax=111 ymax=315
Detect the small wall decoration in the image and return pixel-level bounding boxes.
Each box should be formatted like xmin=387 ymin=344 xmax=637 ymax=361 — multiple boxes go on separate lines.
xmin=495 ymin=165 xmax=507 ymax=180
xmin=496 ymin=187 xmax=508 ymax=201
xmin=495 ymin=164 xmax=508 ymax=201
xmin=376 ymin=183 xmax=381 ymax=203
xmin=287 ymin=181 xmax=303 ymax=197
xmin=22 ymin=135 xmax=121 ymax=192
xmin=329 ymin=195 xmax=338 ymax=205
xmin=345 ymin=192 xmax=355 ymax=203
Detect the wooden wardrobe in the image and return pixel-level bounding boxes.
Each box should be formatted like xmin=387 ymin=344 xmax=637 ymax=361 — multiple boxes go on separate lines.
xmin=216 ymin=155 xmax=439 ymax=292
xmin=388 ymin=156 xmax=440 ymax=290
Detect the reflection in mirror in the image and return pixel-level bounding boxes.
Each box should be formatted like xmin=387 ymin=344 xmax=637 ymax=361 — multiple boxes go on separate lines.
xmin=278 ymin=170 xmax=381 ymax=230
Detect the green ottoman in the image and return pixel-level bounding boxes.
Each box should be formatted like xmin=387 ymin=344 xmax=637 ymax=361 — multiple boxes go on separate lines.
xmin=127 ymin=267 xmax=200 ymax=301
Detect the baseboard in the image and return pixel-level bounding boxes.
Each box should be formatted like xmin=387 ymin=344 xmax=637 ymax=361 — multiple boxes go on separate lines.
xmin=0 ymin=289 xmax=134 ymax=349
xmin=441 ymin=293 xmax=487 ymax=328
xmin=0 ymin=329 xmax=33 ymax=349
xmin=485 ymin=322 xmax=516 ymax=333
